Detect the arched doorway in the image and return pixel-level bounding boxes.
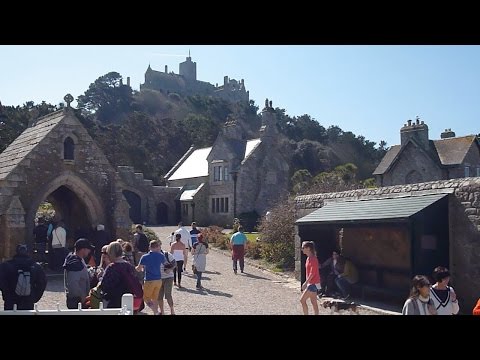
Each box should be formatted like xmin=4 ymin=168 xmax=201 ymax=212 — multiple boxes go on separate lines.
xmin=122 ymin=190 xmax=142 ymax=224
xmin=26 ymin=173 xmax=106 ymax=250
xmin=156 ymin=202 xmax=169 ymax=225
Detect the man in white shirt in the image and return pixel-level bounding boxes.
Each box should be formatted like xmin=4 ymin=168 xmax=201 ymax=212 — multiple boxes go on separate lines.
xmin=51 ymin=221 xmax=67 ymax=272
xmin=174 ymin=222 xmax=191 ymax=271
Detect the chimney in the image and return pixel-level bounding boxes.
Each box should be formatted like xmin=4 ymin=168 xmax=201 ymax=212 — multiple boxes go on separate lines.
xmin=222 ymin=118 xmax=243 ymax=140
xmin=224 ymin=76 xmax=228 ymax=86
xmin=400 ymin=117 xmax=429 ymax=149
xmin=127 ymin=77 xmax=130 ymax=87
xmin=441 ymin=128 xmax=456 ymax=139
xmin=165 ymin=65 xmax=168 ymax=73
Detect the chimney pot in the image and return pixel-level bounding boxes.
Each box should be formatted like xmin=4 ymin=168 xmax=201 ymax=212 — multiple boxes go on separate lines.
xmin=408 ymin=120 xmax=412 ymax=126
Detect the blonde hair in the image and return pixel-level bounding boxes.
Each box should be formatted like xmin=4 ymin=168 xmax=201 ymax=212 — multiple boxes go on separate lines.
xmin=149 ymin=240 xmax=161 ymax=249
xmin=107 ymin=241 xmax=123 ymax=260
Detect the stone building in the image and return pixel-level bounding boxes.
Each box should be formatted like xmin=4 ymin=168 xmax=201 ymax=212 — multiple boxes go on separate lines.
xmin=295 ymin=178 xmax=480 ymax=312
xmin=140 ymin=54 xmax=249 ymax=104
xmin=373 ymin=117 xmax=480 ymax=186
xmin=165 ymin=99 xmax=289 ymax=226
xmin=0 ymin=102 xmax=179 ymax=261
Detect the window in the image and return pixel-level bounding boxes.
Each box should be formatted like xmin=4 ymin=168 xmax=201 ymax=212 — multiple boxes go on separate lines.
xmin=465 ymin=166 xmax=470 ymax=177
xmin=211 ymin=197 xmax=229 ymax=213
xmin=182 ymin=203 xmax=189 ymax=216
xmin=213 ymin=166 xmax=223 ymax=181
xmin=224 ymin=166 xmax=229 ymax=181
xmin=477 ymin=167 xmax=480 ymax=177
xmin=64 ymin=137 xmax=74 ymax=160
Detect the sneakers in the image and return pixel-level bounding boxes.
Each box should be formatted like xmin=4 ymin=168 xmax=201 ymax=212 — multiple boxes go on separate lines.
xmin=234 ymin=269 xmax=237 ymax=274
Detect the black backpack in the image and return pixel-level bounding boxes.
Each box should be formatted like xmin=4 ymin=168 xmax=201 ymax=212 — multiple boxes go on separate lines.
xmin=137 ymin=233 xmax=149 ymax=253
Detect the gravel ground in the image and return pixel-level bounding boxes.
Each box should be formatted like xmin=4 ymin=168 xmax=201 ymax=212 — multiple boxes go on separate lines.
xmin=0 ymin=226 xmax=399 ymax=315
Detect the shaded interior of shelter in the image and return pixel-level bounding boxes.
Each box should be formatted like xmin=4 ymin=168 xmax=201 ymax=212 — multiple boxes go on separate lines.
xmin=32 ymin=186 xmax=93 ymax=250
xmin=298 ymin=195 xmax=449 ymax=309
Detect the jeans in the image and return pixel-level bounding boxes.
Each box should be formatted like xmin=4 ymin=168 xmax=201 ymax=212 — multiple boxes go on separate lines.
xmin=173 ymin=260 xmax=184 ymax=285
xmin=233 ymin=258 xmax=244 ymax=272
xmin=196 ymin=271 xmax=203 ymax=288
xmin=335 ymin=276 xmax=351 ymax=298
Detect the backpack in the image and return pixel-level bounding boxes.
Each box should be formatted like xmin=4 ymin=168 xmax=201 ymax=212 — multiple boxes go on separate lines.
xmin=163 ymin=251 xmax=176 ymax=270
xmin=137 ymin=233 xmax=149 ymax=253
xmin=15 ymin=266 xmax=32 ymax=297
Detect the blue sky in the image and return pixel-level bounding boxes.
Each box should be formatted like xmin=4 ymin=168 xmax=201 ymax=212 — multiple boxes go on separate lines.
xmin=0 ymin=45 xmax=479 ymax=147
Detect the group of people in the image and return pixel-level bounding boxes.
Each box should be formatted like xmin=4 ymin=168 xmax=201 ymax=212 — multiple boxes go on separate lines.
xmin=300 ymin=240 xmax=472 ymax=315
xmin=402 ymin=267 xmax=460 ymax=315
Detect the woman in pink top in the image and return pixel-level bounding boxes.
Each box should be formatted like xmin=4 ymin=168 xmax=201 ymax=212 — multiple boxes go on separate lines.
xmin=300 ymin=241 xmax=320 ymax=315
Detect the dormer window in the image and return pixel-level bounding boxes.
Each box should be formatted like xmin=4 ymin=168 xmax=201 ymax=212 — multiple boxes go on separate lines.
xmin=214 ymin=166 xmax=223 ymax=181
xmin=64 ymin=137 xmax=75 ymax=160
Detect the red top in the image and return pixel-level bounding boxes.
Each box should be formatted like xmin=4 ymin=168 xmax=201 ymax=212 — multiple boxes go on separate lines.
xmin=473 ymin=298 xmax=480 ymax=315
xmin=306 ymin=255 xmax=320 ymax=285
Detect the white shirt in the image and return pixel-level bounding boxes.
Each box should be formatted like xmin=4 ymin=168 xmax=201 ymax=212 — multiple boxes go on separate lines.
xmin=174 ymin=227 xmax=192 ymax=248
xmin=161 ymin=252 xmax=175 ymax=280
xmin=52 ymin=226 xmax=67 ymax=248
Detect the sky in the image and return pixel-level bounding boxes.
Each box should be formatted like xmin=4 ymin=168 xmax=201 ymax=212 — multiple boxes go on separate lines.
xmin=1 ymin=45 xmax=479 ymax=148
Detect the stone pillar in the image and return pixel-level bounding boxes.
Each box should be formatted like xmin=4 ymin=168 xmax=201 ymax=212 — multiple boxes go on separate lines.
xmin=3 ymin=196 xmax=26 ymax=259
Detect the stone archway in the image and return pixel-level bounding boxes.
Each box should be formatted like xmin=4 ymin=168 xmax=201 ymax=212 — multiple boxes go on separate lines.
xmin=25 ymin=172 xmax=106 ymax=247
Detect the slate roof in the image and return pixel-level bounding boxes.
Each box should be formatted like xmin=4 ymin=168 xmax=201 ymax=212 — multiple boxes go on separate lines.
xmin=373 ymin=136 xmax=478 ymax=175
xmin=296 ymin=193 xmax=448 ymax=224
xmin=167 ymin=139 xmax=261 ymax=181
xmin=0 ymin=110 xmax=64 ymax=181
xmin=433 ymin=136 xmax=477 ymax=166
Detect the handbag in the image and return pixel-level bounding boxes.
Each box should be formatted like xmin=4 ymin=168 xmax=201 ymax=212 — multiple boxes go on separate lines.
xmin=192 ymin=264 xmax=198 ymax=274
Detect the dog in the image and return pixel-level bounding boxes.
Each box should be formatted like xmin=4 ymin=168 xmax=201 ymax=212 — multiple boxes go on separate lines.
xmin=321 ymin=299 xmax=359 ymax=314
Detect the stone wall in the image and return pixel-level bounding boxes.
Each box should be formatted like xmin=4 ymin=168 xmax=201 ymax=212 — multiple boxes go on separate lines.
xmin=295 ymin=177 xmax=480 ymax=311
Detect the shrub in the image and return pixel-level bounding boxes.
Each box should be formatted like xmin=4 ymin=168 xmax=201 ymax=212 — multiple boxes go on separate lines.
xmin=202 ymin=226 xmax=230 ymax=250
xmin=245 ymin=240 xmax=262 ymax=259
xmin=257 ymin=197 xmax=296 ymax=269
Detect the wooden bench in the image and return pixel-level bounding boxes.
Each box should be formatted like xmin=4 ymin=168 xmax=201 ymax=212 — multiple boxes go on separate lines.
xmin=351 ymin=264 xmax=410 ymax=302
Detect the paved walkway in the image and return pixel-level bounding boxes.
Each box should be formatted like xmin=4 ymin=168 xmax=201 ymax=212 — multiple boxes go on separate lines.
xmin=0 ymin=226 xmax=395 ymax=315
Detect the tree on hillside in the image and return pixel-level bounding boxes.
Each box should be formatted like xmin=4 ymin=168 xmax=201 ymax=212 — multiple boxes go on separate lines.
xmin=181 ymin=114 xmax=218 ymax=148
xmin=77 ymin=72 xmax=133 ymax=123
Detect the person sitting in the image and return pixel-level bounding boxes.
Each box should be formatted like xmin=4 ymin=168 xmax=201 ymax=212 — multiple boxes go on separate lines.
xmin=320 ymin=249 xmax=345 ymax=297
xmin=334 ymin=256 xmax=358 ymax=300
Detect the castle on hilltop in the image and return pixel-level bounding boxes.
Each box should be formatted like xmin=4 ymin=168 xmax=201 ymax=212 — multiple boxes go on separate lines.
xmin=140 ymin=53 xmax=249 ymax=103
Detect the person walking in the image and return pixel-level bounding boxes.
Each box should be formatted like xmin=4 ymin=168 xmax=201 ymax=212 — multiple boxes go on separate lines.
xmin=63 ymin=238 xmax=94 ymax=309
xmin=0 ymin=244 xmax=47 ymax=310
xmin=136 ymin=240 xmax=165 ymax=315
xmin=402 ymin=275 xmax=437 ymax=315
xmin=158 ymin=249 xmax=176 ymax=315
xmin=300 ymin=241 xmax=320 ymax=315
xmin=429 ymin=266 xmax=459 ymax=315
xmin=171 ymin=233 xmax=185 ymax=288
xmin=230 ymin=225 xmax=247 ymax=274
xmin=192 ymin=233 xmax=209 ymax=290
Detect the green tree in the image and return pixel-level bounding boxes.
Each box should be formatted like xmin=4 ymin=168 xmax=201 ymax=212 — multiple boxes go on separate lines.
xmin=77 ymin=71 xmax=133 ymax=123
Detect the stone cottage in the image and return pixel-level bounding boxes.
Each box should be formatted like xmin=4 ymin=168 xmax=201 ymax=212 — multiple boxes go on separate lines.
xmin=165 ymin=99 xmax=290 ymax=227
xmin=373 ymin=117 xmax=480 ymax=186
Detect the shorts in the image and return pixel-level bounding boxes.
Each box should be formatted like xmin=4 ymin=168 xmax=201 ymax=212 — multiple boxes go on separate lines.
xmin=307 ymin=284 xmax=319 ymax=293
xmin=143 ymin=280 xmax=163 ymax=302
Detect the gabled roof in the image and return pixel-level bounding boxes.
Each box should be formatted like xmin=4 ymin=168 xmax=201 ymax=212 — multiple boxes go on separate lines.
xmin=373 ymin=135 xmax=479 ymax=176
xmin=167 ymin=147 xmax=212 ymax=181
xmin=433 ymin=136 xmax=478 ymax=166
xmin=179 ymin=183 xmax=204 ymax=201
xmin=0 ymin=110 xmax=65 ymax=180
xmin=372 ymin=145 xmax=401 ymax=175
xmin=167 ymin=138 xmax=262 ymax=181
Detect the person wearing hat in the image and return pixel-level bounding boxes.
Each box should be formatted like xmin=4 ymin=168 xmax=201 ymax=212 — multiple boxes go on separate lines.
xmin=63 ymin=238 xmax=94 ymax=309
xmin=0 ymin=244 xmax=47 ymax=310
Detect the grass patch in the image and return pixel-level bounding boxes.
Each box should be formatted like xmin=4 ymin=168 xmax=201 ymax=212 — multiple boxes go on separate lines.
xmin=245 ymin=233 xmax=259 ymax=242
